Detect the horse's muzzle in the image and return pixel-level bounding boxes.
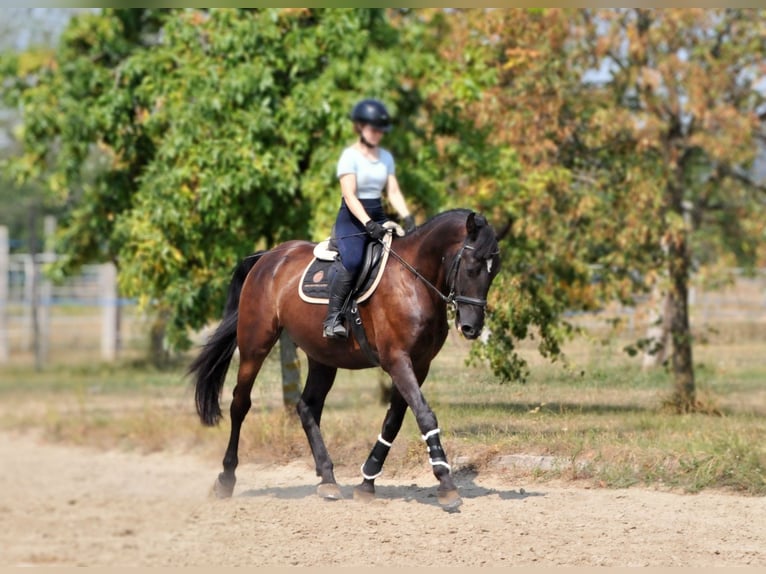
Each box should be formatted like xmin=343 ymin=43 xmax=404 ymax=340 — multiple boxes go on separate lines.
xmin=460 ymin=323 xmax=482 ymax=339
xmin=455 ymin=296 xmax=486 ymax=340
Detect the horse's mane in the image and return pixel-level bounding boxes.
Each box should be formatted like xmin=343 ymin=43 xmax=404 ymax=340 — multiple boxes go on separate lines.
xmin=418 ymin=208 xmax=474 ymax=229
xmin=412 ymin=209 xmax=497 ymax=259
xmin=408 ymin=209 xmax=471 ymax=240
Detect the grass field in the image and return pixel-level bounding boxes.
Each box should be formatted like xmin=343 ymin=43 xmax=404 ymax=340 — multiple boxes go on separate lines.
xmin=1 ymin=324 xmax=764 ymax=495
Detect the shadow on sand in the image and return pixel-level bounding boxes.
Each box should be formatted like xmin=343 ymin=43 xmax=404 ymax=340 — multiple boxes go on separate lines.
xmin=236 ymin=468 xmax=545 ymax=510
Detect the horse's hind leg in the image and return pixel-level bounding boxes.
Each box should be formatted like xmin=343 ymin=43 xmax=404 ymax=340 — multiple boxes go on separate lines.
xmin=213 ymin=337 xmax=276 ymax=498
xmin=296 ymin=358 xmax=340 ymax=500
xmin=353 ymin=387 xmax=408 ymax=502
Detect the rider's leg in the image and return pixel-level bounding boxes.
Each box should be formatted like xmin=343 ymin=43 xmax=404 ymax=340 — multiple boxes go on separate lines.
xmin=322 ymin=259 xmax=355 ymax=339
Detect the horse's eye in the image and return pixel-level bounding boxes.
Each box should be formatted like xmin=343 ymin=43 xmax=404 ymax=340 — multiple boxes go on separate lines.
xmin=466 ymin=261 xmax=482 ymax=278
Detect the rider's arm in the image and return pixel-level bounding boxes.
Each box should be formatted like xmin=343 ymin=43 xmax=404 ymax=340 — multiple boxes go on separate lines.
xmin=385 ymin=174 xmax=410 ymax=221
xmin=339 ymin=173 xmax=372 ymax=225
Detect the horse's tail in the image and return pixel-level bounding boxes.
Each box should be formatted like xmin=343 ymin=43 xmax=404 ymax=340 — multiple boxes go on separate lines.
xmin=189 ymin=251 xmax=266 ymax=426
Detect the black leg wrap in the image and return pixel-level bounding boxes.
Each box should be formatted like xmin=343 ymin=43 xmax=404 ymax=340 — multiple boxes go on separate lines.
xmin=423 ymin=429 xmax=451 ymax=473
xmin=361 ymin=435 xmax=392 ymax=480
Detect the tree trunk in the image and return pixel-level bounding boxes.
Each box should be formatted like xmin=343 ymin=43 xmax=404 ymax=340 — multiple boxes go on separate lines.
xmin=666 ymin=231 xmax=696 ymax=412
xmin=642 ymin=286 xmax=671 ymax=369
xmin=148 ymin=312 xmax=170 ymax=369
xmin=279 ymin=331 xmax=302 ymax=409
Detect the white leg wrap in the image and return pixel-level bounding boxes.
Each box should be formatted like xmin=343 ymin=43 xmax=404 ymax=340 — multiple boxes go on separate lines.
xmin=377 ymin=434 xmax=393 ymax=448
xmin=421 ymin=428 xmax=441 ymax=441
xmin=429 ymin=459 xmax=452 ymax=472
xmin=361 ymin=464 xmax=383 ymax=480
xmin=360 ymin=434 xmax=393 ymax=480
xmin=423 ymin=428 xmax=451 ymax=472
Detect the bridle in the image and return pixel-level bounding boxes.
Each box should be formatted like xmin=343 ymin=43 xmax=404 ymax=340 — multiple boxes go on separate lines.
xmin=382 ymin=236 xmax=498 ymax=311
xmin=445 ymin=243 xmax=493 ymax=309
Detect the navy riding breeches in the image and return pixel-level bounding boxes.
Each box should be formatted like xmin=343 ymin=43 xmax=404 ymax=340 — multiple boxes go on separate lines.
xmin=334 ymin=198 xmax=387 ymax=275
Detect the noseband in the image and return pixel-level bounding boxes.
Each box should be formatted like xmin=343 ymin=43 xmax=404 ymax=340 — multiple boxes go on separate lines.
xmin=445 ymin=243 xmax=490 ymax=310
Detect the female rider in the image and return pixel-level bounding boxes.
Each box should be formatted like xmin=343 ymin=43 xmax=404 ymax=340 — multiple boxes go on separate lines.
xmin=322 ymin=99 xmax=415 ymax=339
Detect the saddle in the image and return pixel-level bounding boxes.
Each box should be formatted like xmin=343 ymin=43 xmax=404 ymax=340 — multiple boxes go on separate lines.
xmin=298 ymin=222 xmax=401 ymax=305
xmin=299 ymin=222 xmax=403 ymax=367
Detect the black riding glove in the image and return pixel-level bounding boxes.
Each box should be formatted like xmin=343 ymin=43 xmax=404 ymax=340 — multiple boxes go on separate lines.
xmin=365 ymin=219 xmax=387 ymax=240
xmin=402 ymin=215 xmax=416 ymax=233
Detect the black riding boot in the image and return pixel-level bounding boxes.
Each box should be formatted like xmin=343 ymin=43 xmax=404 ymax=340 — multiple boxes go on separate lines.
xmin=322 ymin=260 xmax=355 ymax=339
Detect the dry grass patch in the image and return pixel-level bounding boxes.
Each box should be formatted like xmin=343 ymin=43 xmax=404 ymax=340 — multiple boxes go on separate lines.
xmin=1 ymin=331 xmax=764 ymax=494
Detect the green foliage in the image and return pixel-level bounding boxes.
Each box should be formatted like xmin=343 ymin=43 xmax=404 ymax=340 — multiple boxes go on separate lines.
xmin=574 ymin=9 xmax=766 ymax=410
xmin=453 ymin=9 xmax=766 ymax=394
xmin=4 ymin=8 xmax=764 ymax=391
xmin=3 ymin=8 xmax=502 ymax=348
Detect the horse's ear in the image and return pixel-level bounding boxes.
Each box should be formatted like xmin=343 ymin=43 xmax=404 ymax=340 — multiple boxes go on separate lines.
xmin=495 ymin=215 xmax=514 ymax=242
xmin=466 ymin=211 xmax=478 ymax=239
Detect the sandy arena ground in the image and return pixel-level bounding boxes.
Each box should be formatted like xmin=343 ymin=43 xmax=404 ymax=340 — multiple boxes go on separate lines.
xmin=0 ymin=430 xmax=764 ymax=567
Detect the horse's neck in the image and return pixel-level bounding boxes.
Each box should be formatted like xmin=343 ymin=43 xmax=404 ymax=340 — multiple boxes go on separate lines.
xmin=400 ymin=224 xmax=464 ymax=290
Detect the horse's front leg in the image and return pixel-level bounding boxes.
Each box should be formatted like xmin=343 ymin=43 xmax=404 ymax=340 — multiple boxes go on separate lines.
xmin=383 ymin=357 xmax=461 ymax=510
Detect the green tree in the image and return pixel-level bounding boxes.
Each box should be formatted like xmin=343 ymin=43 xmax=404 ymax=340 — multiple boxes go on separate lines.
xmin=0 ymin=8 xmax=81 ymax=251
xmin=446 ymin=9 xmax=766 ymax=413
xmin=1 ymin=8 xmax=506 ymax=352
xmin=576 ymin=9 xmax=766 ymax=411
xmin=435 ymin=9 xmax=655 ymax=382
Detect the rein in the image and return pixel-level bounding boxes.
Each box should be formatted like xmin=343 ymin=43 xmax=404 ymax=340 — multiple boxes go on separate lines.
xmin=380 ymin=237 xmax=488 ymax=310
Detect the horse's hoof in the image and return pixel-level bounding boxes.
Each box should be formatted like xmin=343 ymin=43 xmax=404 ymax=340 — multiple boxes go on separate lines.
xmin=317 ymin=482 xmax=343 ymax=500
xmin=438 ymin=489 xmax=462 ymax=511
xmin=353 ymin=484 xmax=375 ymax=503
xmin=210 ymin=474 xmax=235 ymax=499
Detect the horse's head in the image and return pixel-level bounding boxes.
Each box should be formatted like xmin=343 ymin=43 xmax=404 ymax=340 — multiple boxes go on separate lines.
xmin=449 ymin=212 xmax=501 ymax=339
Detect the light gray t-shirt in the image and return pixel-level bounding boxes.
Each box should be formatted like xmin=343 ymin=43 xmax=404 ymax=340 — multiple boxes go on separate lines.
xmin=336 ymin=146 xmax=395 ymax=200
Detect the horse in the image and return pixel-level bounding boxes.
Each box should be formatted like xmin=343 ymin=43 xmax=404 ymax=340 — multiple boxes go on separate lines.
xmin=189 ymin=209 xmax=501 ymax=510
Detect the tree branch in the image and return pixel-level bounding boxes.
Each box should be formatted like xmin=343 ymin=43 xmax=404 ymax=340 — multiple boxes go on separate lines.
xmin=710 ymin=19 xmax=731 ymax=60
xmin=720 ymin=164 xmax=766 ymax=194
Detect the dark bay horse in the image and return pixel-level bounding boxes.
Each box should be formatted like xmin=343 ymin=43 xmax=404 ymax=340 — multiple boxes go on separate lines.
xmin=189 ymin=209 xmax=501 ymax=510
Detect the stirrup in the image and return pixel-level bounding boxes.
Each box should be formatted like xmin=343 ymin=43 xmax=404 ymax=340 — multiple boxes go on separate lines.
xmin=323 ymin=316 xmax=348 ymax=339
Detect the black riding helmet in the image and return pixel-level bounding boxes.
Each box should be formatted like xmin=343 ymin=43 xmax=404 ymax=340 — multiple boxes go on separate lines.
xmin=350 ymin=99 xmax=392 ymax=132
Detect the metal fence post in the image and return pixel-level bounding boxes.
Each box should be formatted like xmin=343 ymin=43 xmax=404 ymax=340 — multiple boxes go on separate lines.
xmin=100 ymin=262 xmax=118 ymax=361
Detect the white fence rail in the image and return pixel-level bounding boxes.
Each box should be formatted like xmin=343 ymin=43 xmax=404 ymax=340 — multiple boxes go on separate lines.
xmin=1 ymin=224 xmax=144 ymax=366
xmin=566 ymin=272 xmax=766 ymax=336
xmin=1 ymin=254 xmax=136 ymax=364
